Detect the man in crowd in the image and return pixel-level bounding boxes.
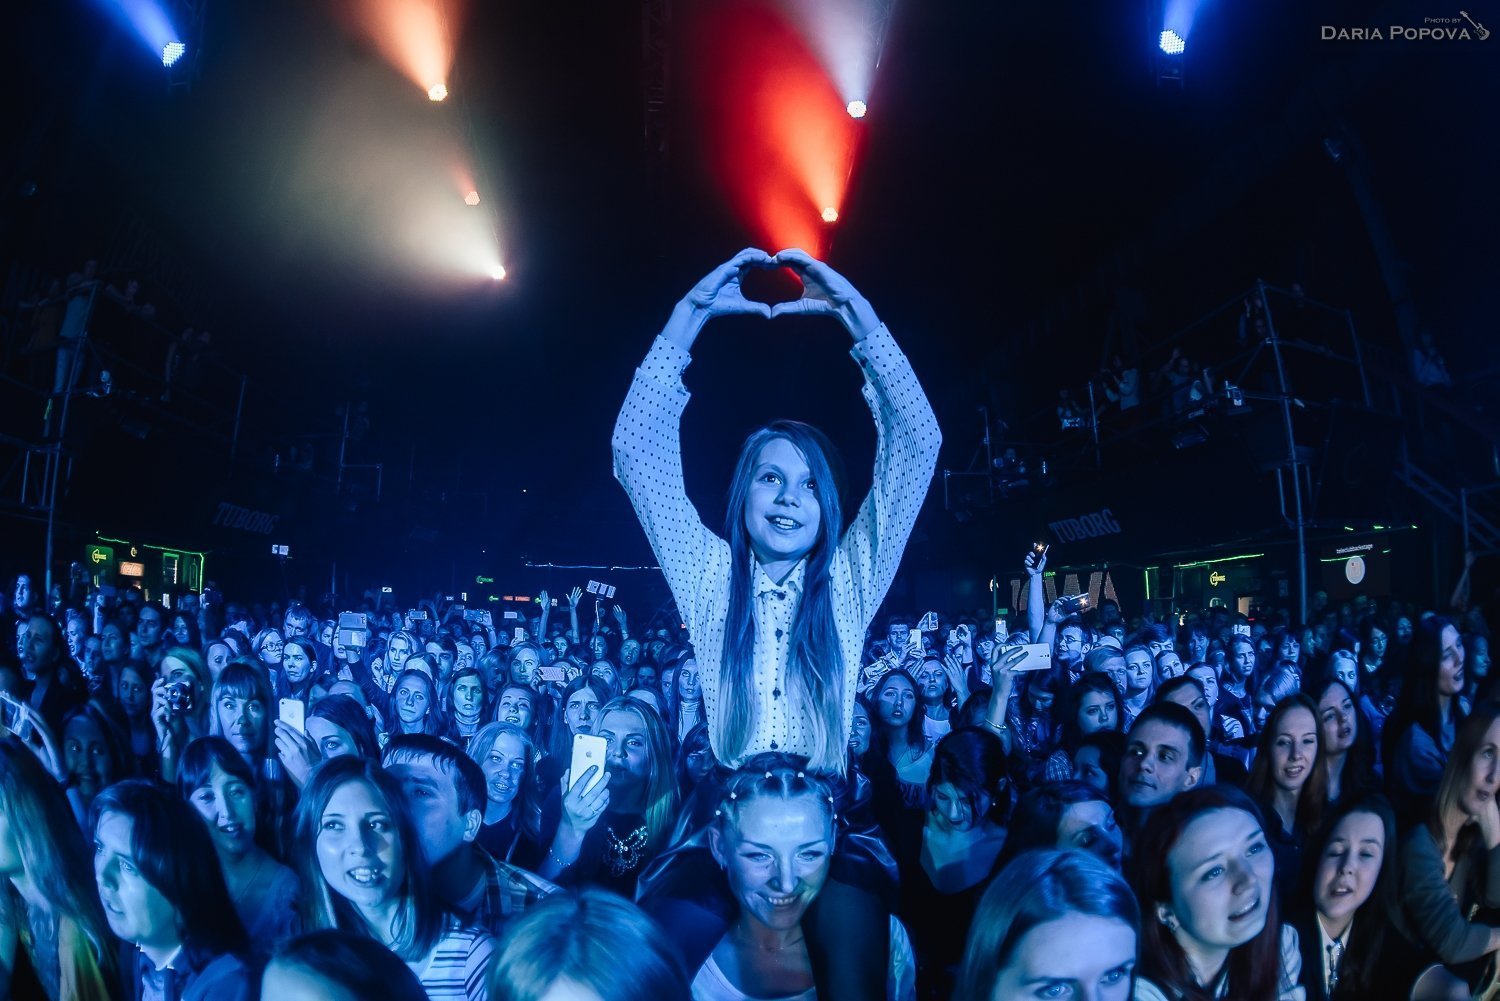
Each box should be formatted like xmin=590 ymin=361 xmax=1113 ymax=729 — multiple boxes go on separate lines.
xmin=383 ymin=734 xmax=556 ymax=937
xmin=1117 ymin=702 xmax=1204 ymax=841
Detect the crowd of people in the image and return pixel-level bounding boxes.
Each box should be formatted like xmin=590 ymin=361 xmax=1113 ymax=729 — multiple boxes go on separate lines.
xmin=0 ymin=250 xmax=1493 ymax=1001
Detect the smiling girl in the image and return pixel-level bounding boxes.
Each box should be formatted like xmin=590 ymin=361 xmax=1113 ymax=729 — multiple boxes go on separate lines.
xmin=617 ymin=250 xmax=939 ymax=1000
xmin=698 ymin=755 xmax=915 ymax=1001
xmin=294 ymin=757 xmax=494 ymax=1001
xmin=1247 ymin=693 xmax=1327 ymax=905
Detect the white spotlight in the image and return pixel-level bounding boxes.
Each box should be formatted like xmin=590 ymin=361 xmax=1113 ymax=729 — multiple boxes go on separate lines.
xmin=1159 ymin=30 xmax=1185 ymax=55
xmin=464 ymin=191 xmax=481 ymax=206
xmin=162 ymin=42 xmax=186 ymax=67
xmin=821 ymin=207 xmax=839 ymax=223
xmin=846 ymin=100 xmax=867 ymax=119
xmin=428 ymin=83 xmax=449 ymax=102
xmin=490 ymin=265 xmax=507 ymax=281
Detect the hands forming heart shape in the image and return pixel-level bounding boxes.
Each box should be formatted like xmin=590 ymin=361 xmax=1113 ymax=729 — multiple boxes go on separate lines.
xmin=684 ymin=248 xmax=872 ymax=330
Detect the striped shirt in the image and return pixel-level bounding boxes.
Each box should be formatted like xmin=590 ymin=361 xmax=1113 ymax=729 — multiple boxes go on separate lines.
xmin=408 ymin=918 xmax=495 ymax=1001
xmin=612 ymin=325 xmax=940 ymax=769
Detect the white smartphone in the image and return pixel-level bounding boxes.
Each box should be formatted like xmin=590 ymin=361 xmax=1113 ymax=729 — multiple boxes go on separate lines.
xmin=1003 ymin=643 xmax=1054 ymax=672
xmin=278 ymin=697 xmax=306 ymax=733
xmin=569 ymin=733 xmax=609 ymax=797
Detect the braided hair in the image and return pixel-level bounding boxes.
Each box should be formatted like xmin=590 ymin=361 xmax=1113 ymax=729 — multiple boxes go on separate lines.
xmin=712 ymin=752 xmax=837 ymax=835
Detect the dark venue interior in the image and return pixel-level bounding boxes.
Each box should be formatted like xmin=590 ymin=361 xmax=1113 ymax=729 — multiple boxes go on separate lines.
xmin=0 ymin=0 xmax=1496 ymax=999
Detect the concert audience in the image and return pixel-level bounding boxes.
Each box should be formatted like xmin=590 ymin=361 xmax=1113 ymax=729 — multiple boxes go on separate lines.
xmin=0 ymin=249 xmax=1496 ymax=1000
xmin=0 ymin=542 xmax=1492 ymax=1000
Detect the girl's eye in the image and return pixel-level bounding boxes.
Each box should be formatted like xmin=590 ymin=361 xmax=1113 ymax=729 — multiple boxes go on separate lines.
xmin=1202 ymin=866 xmax=1224 ymax=881
xmin=322 ymin=819 xmax=343 ymax=832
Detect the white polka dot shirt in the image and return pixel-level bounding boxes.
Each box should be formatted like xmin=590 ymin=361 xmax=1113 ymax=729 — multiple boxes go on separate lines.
xmin=611 ymin=324 xmax=942 ymax=770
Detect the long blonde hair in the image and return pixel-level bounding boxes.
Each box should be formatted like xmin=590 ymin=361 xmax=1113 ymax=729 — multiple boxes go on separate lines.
xmin=0 ymin=738 xmax=117 ymax=1000
xmin=720 ymin=422 xmax=847 ymax=774
xmin=597 ymin=697 xmax=679 ymax=854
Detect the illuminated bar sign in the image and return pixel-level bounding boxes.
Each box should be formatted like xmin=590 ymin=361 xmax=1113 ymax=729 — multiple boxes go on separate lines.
xmin=119 ymin=561 xmax=146 ymax=577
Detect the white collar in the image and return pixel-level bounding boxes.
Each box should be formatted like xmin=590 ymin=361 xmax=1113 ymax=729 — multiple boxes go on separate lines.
xmin=141 ymin=943 xmax=184 ymax=973
xmin=1316 ymin=913 xmax=1349 ymax=955
xmin=753 ymin=559 xmax=806 ymax=599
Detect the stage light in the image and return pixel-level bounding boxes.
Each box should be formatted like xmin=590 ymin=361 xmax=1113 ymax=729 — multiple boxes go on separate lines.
xmin=1159 ymin=30 xmax=1185 ymax=54
xmin=490 ymin=265 xmax=507 ymax=281
xmin=821 ymin=207 xmax=839 ymax=223
xmin=428 ymin=83 xmax=448 ymax=102
xmin=162 ymin=41 xmax=186 ymax=66
xmin=464 ymin=190 xmax=480 ymax=206
xmin=846 ymin=100 xmax=867 ymax=119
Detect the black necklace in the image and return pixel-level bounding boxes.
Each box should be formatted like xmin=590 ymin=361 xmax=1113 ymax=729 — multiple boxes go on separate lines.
xmin=603 ymin=824 xmax=649 ymax=877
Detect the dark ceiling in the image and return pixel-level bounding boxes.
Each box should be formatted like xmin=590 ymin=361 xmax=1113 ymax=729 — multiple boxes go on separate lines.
xmin=2 ymin=0 xmax=1495 ymax=583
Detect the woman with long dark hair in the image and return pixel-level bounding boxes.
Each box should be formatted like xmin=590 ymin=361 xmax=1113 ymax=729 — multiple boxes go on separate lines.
xmin=1131 ymin=785 xmax=1304 ymax=1001
xmin=294 ymin=756 xmax=494 ymax=1000
xmin=272 ymin=638 xmax=317 ymax=708
xmin=387 ymin=667 xmax=442 ymax=739
xmin=1308 ymin=676 xmax=1378 ymax=809
xmin=1384 ymin=617 xmax=1468 ymax=829
xmin=178 ymin=736 xmax=299 ymax=949
xmin=667 ymin=651 xmax=704 ymax=742
xmin=869 ymin=668 xmax=933 ymax=803
xmin=1247 ymin=692 xmax=1328 ymax=905
xmin=442 ymin=666 xmax=488 ymax=744
xmin=91 ymin=779 xmax=252 ymax=1000
xmin=1044 ymin=673 xmax=1124 ymax=782
xmin=0 ymin=737 xmax=118 ymax=1000
xmin=1289 ymin=796 xmax=1398 ymax=1000
xmin=899 ymin=728 xmax=1010 ymax=1000
xmin=59 ymin=701 xmax=133 ymax=814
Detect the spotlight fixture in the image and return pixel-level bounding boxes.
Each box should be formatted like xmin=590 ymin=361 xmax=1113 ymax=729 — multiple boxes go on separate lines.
xmin=1159 ymin=30 xmax=1185 ymax=55
xmin=162 ymin=41 xmax=186 ymax=67
xmin=490 ymin=265 xmax=507 ymax=281
xmin=428 ymin=83 xmax=448 ymax=102
xmin=821 ymin=207 xmax=839 ymax=223
xmin=846 ymin=99 xmax=867 ymax=119
xmin=464 ymin=191 xmax=481 ymax=206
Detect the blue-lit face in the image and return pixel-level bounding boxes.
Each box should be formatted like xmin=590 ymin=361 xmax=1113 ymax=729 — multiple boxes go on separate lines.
xmin=743 ymin=438 xmax=821 ymax=572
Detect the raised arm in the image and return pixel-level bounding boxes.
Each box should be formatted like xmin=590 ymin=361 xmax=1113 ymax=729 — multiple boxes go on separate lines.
xmin=767 ymin=250 xmax=942 ymax=624
xmin=1025 ymin=546 xmax=1048 ymax=641
xmin=611 ymin=250 xmax=774 ymax=625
